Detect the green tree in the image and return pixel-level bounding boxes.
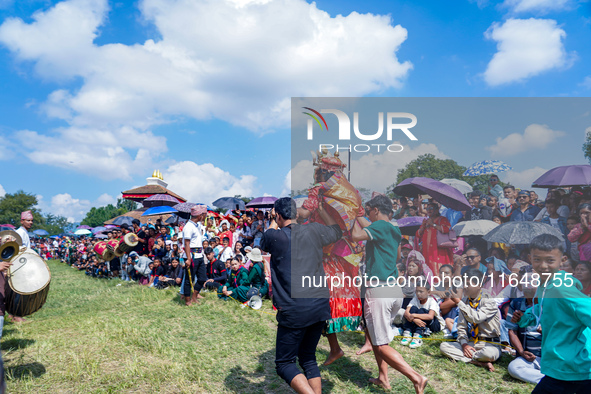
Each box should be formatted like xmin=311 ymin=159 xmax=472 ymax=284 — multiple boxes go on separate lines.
xmin=116 ymin=198 xmax=138 ymax=212
xmin=80 ymin=205 xmax=126 ymax=227
xmin=43 ymin=213 xmax=70 ymax=235
xmin=386 ymin=154 xmax=504 ymax=197
xmin=0 ymin=190 xmax=44 ymax=228
xmin=584 ymin=130 xmax=591 ymax=164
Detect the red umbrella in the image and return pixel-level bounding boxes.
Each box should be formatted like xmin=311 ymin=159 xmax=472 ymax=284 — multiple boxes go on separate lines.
xmin=0 ymin=224 xmax=15 ymax=229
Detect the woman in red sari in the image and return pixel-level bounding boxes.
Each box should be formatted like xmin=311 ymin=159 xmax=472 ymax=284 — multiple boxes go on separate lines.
xmin=416 ymin=202 xmax=453 ymax=275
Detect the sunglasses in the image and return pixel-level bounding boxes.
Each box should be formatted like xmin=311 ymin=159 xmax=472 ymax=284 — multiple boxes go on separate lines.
xmin=466 ymin=255 xmax=478 ymax=260
xmin=518 ymin=196 xmax=528 ymax=199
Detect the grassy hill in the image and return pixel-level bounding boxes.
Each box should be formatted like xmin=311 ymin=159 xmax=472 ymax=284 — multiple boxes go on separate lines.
xmin=2 ymin=260 xmax=534 ymax=393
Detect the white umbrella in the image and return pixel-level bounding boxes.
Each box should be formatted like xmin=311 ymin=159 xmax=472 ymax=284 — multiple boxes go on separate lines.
xmin=453 ymin=220 xmax=499 ymax=237
xmin=74 ymin=229 xmax=92 ymax=235
xmin=440 ymin=178 xmax=473 ymax=195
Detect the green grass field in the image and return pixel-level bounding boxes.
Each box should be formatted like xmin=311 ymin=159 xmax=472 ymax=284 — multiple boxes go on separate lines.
xmin=2 ymin=260 xmax=535 ymax=393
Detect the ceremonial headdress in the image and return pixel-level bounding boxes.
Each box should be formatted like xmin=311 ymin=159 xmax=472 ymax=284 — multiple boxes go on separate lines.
xmin=21 ymin=211 xmax=33 ymax=220
xmin=312 ymin=149 xmax=346 ymax=173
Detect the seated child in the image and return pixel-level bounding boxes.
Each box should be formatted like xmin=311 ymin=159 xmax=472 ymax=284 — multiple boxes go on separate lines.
xmin=514 ymin=234 xmax=591 ymax=393
xmin=505 ymin=273 xmax=543 ymax=384
xmin=401 ymin=278 xmax=444 ymax=349
xmin=219 ymin=257 xmax=248 ymax=300
xmin=157 ymin=258 xmax=182 ymax=288
xmin=205 ymin=247 xmax=228 ymax=290
xmin=148 ymin=258 xmax=165 ymax=287
xmin=431 ymin=264 xmax=462 ymax=337
xmin=440 ymin=268 xmax=502 ymax=372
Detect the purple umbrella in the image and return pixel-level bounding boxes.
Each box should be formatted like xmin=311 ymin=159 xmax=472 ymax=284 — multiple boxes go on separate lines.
xmin=142 ymin=194 xmax=181 ymax=207
xmin=77 ymin=225 xmax=92 ymax=230
xmin=104 ymin=224 xmax=117 ymax=229
xmin=92 ymin=226 xmax=107 ymax=234
xmin=246 ymin=196 xmax=278 ymax=208
xmin=393 ymin=177 xmax=471 ymax=211
xmin=532 ymin=165 xmax=591 ymax=188
xmin=397 ymin=216 xmax=426 ymax=236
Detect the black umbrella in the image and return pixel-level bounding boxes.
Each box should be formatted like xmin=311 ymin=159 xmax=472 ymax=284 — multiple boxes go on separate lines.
xmin=112 ymin=216 xmax=134 ymax=226
xmin=213 ymin=197 xmax=246 ymax=210
xmin=483 ymin=221 xmax=564 ymax=245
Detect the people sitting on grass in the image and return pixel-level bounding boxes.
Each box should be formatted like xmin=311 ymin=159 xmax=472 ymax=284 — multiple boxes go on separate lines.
xmin=505 ymin=273 xmax=543 ymax=385
xmin=148 ymin=258 xmax=165 ymax=287
xmin=431 ymin=264 xmax=461 ymax=338
xmin=440 ymin=268 xmax=502 ymax=372
xmin=219 ymin=257 xmax=248 ymax=300
xmin=204 ymin=246 xmax=227 ymax=290
xmin=401 ymin=278 xmax=443 ymax=349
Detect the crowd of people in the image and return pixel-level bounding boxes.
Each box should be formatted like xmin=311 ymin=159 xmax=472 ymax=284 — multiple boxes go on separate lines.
xmin=51 ymin=210 xmax=273 ymax=306
xmin=7 ymin=166 xmax=591 ymax=394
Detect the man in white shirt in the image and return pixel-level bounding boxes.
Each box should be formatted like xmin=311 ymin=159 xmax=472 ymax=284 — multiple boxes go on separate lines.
xmin=15 ymin=211 xmax=33 ymax=249
xmin=182 ymin=204 xmax=208 ymax=306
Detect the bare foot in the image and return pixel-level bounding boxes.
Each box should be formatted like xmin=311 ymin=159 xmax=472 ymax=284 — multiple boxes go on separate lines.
xmin=9 ymin=314 xmax=26 ymax=323
xmin=356 ymin=343 xmax=373 ymax=355
xmin=323 ymin=349 xmax=344 ymax=366
xmin=414 ymin=375 xmax=428 ymax=394
xmin=369 ymin=377 xmax=391 ymax=390
xmin=470 ymin=360 xmax=495 ymax=372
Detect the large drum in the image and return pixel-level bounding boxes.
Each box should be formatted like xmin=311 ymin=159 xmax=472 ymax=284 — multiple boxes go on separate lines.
xmin=116 ymin=233 xmax=138 ymax=255
xmin=93 ymin=241 xmax=115 ymax=261
xmin=5 ymin=248 xmax=51 ymax=317
xmin=106 ymin=239 xmax=124 ymax=257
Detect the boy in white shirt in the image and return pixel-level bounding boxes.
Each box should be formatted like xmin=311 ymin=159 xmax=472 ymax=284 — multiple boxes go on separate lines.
xmin=401 ymin=278 xmax=444 ymax=349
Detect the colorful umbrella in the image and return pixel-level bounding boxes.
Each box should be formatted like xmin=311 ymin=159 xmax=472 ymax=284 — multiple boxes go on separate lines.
xmin=94 ymin=233 xmax=108 ymax=239
xmin=246 ymin=196 xmax=278 ymax=209
xmin=112 ymin=216 xmax=134 ymax=226
xmin=213 ymin=197 xmax=246 ymax=210
xmin=141 ymin=206 xmax=178 ymax=216
xmin=92 ymin=226 xmax=107 ymax=234
xmin=453 ymin=220 xmax=499 ymax=237
xmin=142 ymin=194 xmax=181 ymax=208
xmin=0 ymin=224 xmax=15 ymax=229
xmin=77 ymin=225 xmax=92 ymax=230
xmin=483 ymin=221 xmax=563 ymax=245
xmin=33 ymin=229 xmax=49 ymax=236
xmin=396 ymin=216 xmax=426 ymax=236
xmin=74 ymin=229 xmax=91 ymax=235
xmin=393 ymin=177 xmax=471 ymax=211
xmin=532 ymin=165 xmax=591 ymax=188
xmin=463 ymin=160 xmax=512 ymax=176
xmin=440 ymin=178 xmax=473 ymax=195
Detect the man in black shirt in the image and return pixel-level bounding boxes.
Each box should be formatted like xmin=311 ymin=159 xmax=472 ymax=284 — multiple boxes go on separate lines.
xmin=204 ymin=247 xmax=227 ymax=289
xmin=261 ymin=197 xmax=341 ymax=393
xmin=131 ymin=219 xmax=148 ymax=256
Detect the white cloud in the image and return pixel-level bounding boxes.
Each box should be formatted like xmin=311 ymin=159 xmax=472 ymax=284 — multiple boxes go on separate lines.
xmin=502 ymin=0 xmax=571 ymax=14
xmin=487 ymin=124 xmax=565 ymax=156
xmin=503 ymin=166 xmax=548 ymax=190
xmin=14 ymin=126 xmax=167 ymax=180
xmin=290 ymin=143 xmax=450 ymax=195
xmin=0 ymin=0 xmax=412 ymax=132
xmin=581 ymin=76 xmax=591 ymax=89
xmin=0 ymin=135 xmax=15 ymax=160
xmin=36 ymin=192 xmax=117 ymax=222
xmin=164 ymin=161 xmax=257 ymax=204
xmin=0 ymin=184 xmax=5 ymax=198
xmin=483 ymin=18 xmax=571 ymax=86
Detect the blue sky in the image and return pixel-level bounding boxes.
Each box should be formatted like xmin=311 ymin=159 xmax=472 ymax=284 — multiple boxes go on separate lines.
xmin=0 ymin=0 xmax=590 ymax=222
